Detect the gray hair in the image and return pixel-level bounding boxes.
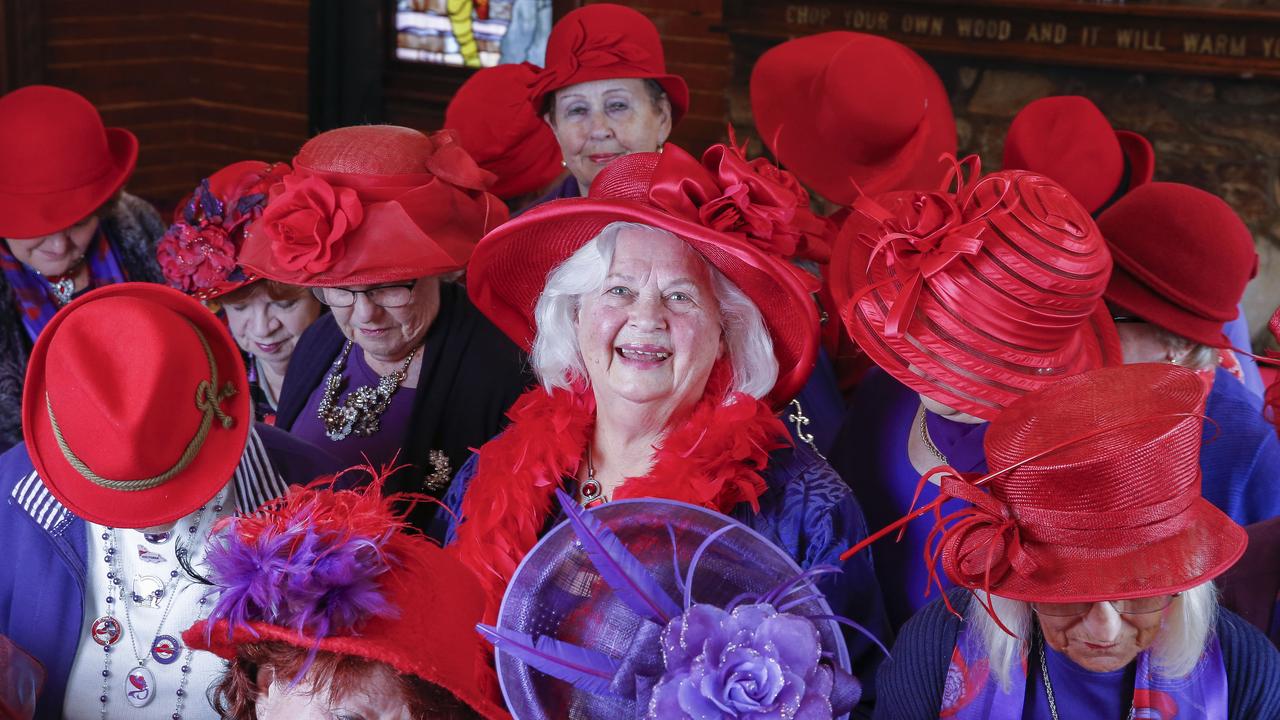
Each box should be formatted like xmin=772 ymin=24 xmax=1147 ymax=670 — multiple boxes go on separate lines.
xmin=530 ymin=222 xmax=778 ymax=400
xmin=968 ymin=583 xmax=1218 ymax=692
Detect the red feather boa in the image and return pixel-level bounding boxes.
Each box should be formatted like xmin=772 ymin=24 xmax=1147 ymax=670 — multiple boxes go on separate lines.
xmin=452 ymin=378 xmax=791 ymax=623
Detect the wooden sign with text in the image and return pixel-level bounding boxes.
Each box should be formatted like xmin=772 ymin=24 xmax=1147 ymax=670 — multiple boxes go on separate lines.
xmin=723 ymin=0 xmax=1280 ymax=79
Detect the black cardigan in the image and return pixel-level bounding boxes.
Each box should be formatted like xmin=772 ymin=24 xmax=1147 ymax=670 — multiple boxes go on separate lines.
xmin=275 ymin=282 xmax=533 ymax=534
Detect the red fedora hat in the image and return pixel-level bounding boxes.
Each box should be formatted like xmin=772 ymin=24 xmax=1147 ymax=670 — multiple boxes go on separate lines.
xmin=1097 ymin=182 xmax=1258 ymax=348
xmin=527 ymin=4 xmax=689 ymax=123
xmin=751 ymin=32 xmax=957 ymax=206
xmin=157 ymin=160 xmax=289 ymax=300
xmin=23 ymin=283 xmax=250 ymax=528
xmin=939 ymin=363 xmax=1246 ymax=602
xmin=239 ymin=125 xmax=508 ymax=287
xmin=466 ymin=142 xmax=824 ymax=407
xmin=829 ymin=157 xmax=1121 ymax=421
xmin=1003 ymin=96 xmax=1155 ymax=215
xmin=0 ymin=85 xmax=138 ymax=239
xmin=446 ymin=63 xmax=565 ymax=201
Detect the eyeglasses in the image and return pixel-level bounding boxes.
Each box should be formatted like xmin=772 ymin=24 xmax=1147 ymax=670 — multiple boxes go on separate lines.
xmin=1110 ymin=314 xmax=1148 ymax=324
xmin=1032 ymin=593 xmax=1181 ymax=618
xmin=312 ymin=283 xmax=416 ymax=309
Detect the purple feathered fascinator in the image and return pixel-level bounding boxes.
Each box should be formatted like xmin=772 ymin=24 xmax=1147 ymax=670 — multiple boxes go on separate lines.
xmin=478 ymin=491 xmax=886 ymax=719
xmin=199 ymin=466 xmax=414 ymax=677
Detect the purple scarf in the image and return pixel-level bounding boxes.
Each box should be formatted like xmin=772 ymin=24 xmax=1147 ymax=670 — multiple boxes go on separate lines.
xmin=940 ymin=617 xmax=1228 ymax=719
xmin=0 ymin=228 xmax=127 ymax=342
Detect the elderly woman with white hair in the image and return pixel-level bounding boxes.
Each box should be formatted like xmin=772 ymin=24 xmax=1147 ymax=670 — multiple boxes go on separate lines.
xmin=442 ymin=142 xmax=891 ymax=707
xmin=866 ymin=363 xmax=1280 ymax=720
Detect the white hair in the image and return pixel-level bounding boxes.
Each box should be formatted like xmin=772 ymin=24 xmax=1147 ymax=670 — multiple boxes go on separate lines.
xmin=530 ymin=222 xmax=778 ymax=400
xmin=968 ymin=582 xmax=1218 ymax=692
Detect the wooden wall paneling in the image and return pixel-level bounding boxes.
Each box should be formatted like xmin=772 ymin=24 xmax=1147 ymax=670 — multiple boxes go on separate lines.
xmin=2 ymin=0 xmax=44 ymax=92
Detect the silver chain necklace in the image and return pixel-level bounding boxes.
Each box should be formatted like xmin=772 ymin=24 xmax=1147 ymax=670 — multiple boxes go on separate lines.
xmin=1036 ymin=627 xmax=1136 ymax=720
xmin=917 ymin=404 xmax=949 ymax=465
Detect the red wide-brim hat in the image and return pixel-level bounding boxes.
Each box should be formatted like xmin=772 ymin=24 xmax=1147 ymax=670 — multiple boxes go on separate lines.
xmin=751 ymin=32 xmax=956 ymax=205
xmin=23 ymin=283 xmax=250 ymax=528
xmin=829 ymin=162 xmax=1121 ymax=421
xmin=527 ymin=4 xmax=689 ymax=123
xmin=940 ymin=363 xmax=1246 ymax=602
xmin=0 ymin=85 xmax=138 ymax=238
xmin=467 ymin=145 xmax=820 ymax=408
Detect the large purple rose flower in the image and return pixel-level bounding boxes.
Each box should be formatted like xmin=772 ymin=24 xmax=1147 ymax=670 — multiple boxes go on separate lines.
xmin=647 ymin=603 xmax=835 ymax=720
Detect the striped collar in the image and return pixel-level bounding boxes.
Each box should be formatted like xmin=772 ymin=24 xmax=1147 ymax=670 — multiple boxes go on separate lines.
xmin=10 ymin=426 xmax=288 ymax=534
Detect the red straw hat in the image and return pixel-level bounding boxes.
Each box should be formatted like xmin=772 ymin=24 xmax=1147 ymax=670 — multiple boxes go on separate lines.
xmin=750 ymin=32 xmax=956 ymax=205
xmin=467 ymin=141 xmax=825 ymax=407
xmin=239 ymin=125 xmax=508 ymax=287
xmin=938 ymin=363 xmax=1246 ymax=603
xmin=1097 ymin=182 xmax=1258 ymax=349
xmin=186 ymin=478 xmax=510 ymax=720
xmin=1003 ymin=96 xmax=1155 ymax=215
xmin=446 ymin=63 xmax=565 ymax=201
xmin=527 ymin=4 xmax=689 ymax=122
xmin=23 ymin=283 xmax=250 ymax=528
xmin=829 ymin=157 xmax=1121 ymax=421
xmin=0 ymin=85 xmax=138 ymax=238
xmin=157 ymin=160 xmax=289 ymax=300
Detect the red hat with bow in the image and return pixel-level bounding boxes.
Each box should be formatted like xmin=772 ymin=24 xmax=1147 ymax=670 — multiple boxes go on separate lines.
xmin=528 ymin=4 xmax=689 ymax=123
xmin=239 ymin=125 xmax=508 ymax=287
xmin=829 ymin=156 xmax=1121 ymax=421
xmin=466 ymin=140 xmax=826 ymax=407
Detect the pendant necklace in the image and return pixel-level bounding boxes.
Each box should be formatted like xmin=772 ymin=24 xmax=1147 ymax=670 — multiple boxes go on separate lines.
xmin=317 ymin=341 xmax=420 ymax=441
xmin=579 ymin=443 xmax=607 ymax=508
xmin=90 ymin=491 xmax=223 ymax=717
xmin=31 ymin=254 xmax=86 ymax=306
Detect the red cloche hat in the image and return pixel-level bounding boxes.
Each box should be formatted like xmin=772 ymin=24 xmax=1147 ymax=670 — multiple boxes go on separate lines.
xmin=157 ymin=160 xmax=289 ymax=300
xmin=23 ymin=283 xmax=250 ymax=528
xmin=446 ymin=63 xmax=565 ymax=201
xmin=527 ymin=4 xmax=690 ymax=123
xmin=938 ymin=363 xmax=1246 ymax=603
xmin=829 ymin=157 xmax=1121 ymax=421
xmin=750 ymin=32 xmax=957 ymax=206
xmin=0 ymin=85 xmax=138 ymax=238
xmin=467 ymin=142 xmax=825 ymax=407
xmin=186 ymin=477 xmax=510 ymax=720
xmin=1003 ymin=96 xmax=1155 ymax=215
xmin=1097 ymin=182 xmax=1258 ymax=348
xmin=239 ymin=125 xmax=508 ymax=287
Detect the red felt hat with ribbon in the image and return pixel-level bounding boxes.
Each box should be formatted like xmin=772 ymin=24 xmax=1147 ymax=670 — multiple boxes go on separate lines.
xmin=527 ymin=3 xmax=689 ymax=123
xmin=23 ymin=283 xmax=250 ymax=528
xmin=0 ymin=85 xmax=139 ymax=239
xmin=750 ymin=32 xmax=957 ymax=206
xmin=1003 ymin=96 xmax=1155 ymax=215
xmin=1097 ymin=182 xmax=1258 ymax=349
xmin=467 ymin=140 xmax=825 ymax=407
xmin=829 ymin=156 xmax=1121 ymax=421
xmin=446 ymin=63 xmax=565 ymax=201
xmin=239 ymin=125 xmax=508 ymax=287
xmin=157 ymin=160 xmax=289 ymax=300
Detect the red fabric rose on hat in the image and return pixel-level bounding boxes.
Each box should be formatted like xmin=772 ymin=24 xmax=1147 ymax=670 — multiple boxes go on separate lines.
xmin=156 ymin=223 xmax=238 ymax=294
xmin=261 ymin=173 xmax=364 ymax=275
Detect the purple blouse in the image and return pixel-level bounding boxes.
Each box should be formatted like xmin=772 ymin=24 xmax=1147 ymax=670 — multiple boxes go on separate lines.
xmin=292 ymin=345 xmax=418 ymax=470
xmin=1026 ymin=642 xmax=1134 ymax=720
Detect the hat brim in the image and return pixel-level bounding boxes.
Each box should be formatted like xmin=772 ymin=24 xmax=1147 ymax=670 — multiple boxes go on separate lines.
xmin=0 ymin=127 xmax=137 ymax=238
xmin=466 ymin=198 xmax=819 ymax=407
xmin=751 ymin=34 xmax=955 ymax=205
xmin=22 ymin=283 xmax=250 ymax=528
xmin=1116 ymin=130 xmax=1156 ymax=191
xmin=1105 ymin=265 xmax=1230 ymax=349
xmin=944 ymin=496 xmax=1247 ymax=602
xmin=533 ymin=70 xmax=689 ymax=125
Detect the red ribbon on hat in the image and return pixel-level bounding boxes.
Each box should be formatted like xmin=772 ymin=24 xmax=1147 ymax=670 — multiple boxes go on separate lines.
xmin=527 ymin=21 xmax=653 ymax=103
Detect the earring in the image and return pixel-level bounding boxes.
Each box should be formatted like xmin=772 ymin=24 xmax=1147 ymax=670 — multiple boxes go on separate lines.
xmin=657 ymin=145 xmax=664 ymax=154
xmin=561 ymin=159 xmax=567 ymax=168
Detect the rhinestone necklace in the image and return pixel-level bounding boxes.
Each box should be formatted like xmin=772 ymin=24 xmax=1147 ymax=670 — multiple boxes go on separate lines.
xmin=30 ymin=254 xmax=87 ymax=306
xmin=317 ymin=340 xmax=419 ymax=441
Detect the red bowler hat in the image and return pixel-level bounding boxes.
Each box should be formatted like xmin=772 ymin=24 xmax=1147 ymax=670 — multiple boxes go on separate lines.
xmin=446 ymin=63 xmax=565 ymax=201
xmin=750 ymin=32 xmax=957 ymax=206
xmin=467 ymin=141 xmax=825 ymax=407
xmin=528 ymin=4 xmax=689 ymax=123
xmin=186 ymin=477 xmax=510 ymax=720
xmin=938 ymin=363 xmax=1246 ymax=603
xmin=1097 ymin=182 xmax=1258 ymax=348
xmin=239 ymin=125 xmax=508 ymax=287
xmin=0 ymin=85 xmax=138 ymax=239
xmin=157 ymin=160 xmax=289 ymax=301
xmin=23 ymin=283 xmax=250 ymax=528
xmin=829 ymin=156 xmax=1121 ymax=421
xmin=1003 ymin=96 xmax=1155 ymax=215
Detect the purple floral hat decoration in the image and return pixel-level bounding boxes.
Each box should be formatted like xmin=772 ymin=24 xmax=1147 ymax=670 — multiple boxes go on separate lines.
xmin=478 ymin=491 xmax=878 ymax=719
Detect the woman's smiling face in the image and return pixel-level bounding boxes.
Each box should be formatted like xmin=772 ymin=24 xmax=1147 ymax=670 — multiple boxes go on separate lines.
xmin=547 ymin=78 xmax=671 ymax=193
